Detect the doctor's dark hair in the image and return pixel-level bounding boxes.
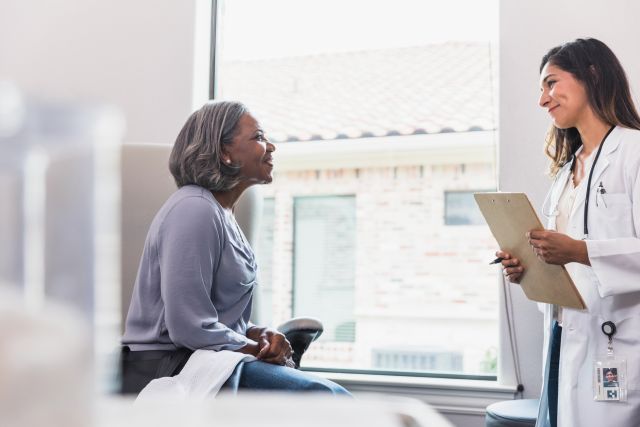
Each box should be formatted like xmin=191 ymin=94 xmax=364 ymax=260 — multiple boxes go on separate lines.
xmin=540 ymin=38 xmax=640 ymax=176
xmin=169 ymin=101 xmax=247 ymax=192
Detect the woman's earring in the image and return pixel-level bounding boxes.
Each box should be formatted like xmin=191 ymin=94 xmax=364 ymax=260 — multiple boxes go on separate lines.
xmin=226 ymin=159 xmax=231 ymax=164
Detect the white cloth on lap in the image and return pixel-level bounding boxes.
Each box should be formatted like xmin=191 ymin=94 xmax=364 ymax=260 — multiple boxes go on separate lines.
xmin=136 ymin=350 xmax=256 ymax=402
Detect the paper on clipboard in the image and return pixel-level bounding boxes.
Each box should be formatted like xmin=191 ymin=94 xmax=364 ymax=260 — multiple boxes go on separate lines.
xmin=474 ymin=192 xmax=586 ymax=310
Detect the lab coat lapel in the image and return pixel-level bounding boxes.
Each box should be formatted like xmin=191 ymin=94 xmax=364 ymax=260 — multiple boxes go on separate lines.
xmin=545 ymin=164 xmax=572 ymax=231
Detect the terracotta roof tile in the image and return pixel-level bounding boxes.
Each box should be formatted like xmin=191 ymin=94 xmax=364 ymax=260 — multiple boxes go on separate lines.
xmin=219 ymin=42 xmax=497 ymax=142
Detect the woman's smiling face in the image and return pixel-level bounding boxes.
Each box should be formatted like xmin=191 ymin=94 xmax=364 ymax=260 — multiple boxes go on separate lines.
xmin=539 ymin=63 xmax=591 ymax=129
xmin=224 ymin=113 xmax=276 ymax=185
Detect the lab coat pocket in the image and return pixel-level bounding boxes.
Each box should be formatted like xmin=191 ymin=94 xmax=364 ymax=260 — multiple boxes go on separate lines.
xmin=592 ymin=192 xmax=633 ymax=238
xmin=601 ymin=192 xmax=631 ymax=206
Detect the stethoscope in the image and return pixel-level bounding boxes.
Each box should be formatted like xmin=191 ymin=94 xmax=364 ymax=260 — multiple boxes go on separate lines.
xmin=545 ymin=127 xmax=618 ymax=335
xmin=544 ymin=125 xmax=615 ymax=240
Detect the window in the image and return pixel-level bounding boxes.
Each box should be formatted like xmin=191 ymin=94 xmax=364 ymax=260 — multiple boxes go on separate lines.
xmin=293 ymin=196 xmax=356 ymax=348
xmin=254 ymin=197 xmax=275 ymax=323
xmin=213 ymin=0 xmax=499 ymax=377
xmin=444 ymin=190 xmax=492 ymax=226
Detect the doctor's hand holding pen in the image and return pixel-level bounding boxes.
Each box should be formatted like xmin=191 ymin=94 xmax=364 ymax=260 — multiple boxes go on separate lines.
xmin=494 ymin=250 xmax=524 ymax=283
xmin=494 ymin=230 xmax=591 ymax=283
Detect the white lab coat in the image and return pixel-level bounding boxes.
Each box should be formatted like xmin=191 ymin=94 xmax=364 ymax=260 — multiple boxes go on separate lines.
xmin=535 ymin=126 xmax=640 ymax=426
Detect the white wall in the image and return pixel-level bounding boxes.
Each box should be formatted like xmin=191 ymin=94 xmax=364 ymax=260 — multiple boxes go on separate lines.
xmin=500 ymin=0 xmax=640 ymax=400
xmin=0 ymin=0 xmax=201 ymax=393
xmin=0 ymin=0 xmax=198 ymax=144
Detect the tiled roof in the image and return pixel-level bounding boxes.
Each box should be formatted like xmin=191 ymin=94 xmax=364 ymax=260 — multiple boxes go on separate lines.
xmin=218 ymin=42 xmax=497 ymax=143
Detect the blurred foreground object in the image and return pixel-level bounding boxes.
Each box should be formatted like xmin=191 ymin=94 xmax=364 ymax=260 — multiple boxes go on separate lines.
xmin=0 ymin=82 xmax=125 ymax=390
xmin=0 ymin=81 xmax=26 ymax=139
xmin=98 ymin=393 xmax=454 ymax=427
xmin=0 ymin=286 xmax=93 ymax=427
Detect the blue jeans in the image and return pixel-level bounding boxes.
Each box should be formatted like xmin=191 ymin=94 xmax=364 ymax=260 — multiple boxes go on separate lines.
xmin=224 ymin=360 xmax=351 ymax=396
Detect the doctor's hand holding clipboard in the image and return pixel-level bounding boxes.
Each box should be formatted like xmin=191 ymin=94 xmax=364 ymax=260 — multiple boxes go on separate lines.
xmin=496 ymin=229 xmax=589 ymax=284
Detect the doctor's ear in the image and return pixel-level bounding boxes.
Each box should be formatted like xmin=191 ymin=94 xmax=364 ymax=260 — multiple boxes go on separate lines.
xmin=588 ymin=64 xmax=600 ymax=83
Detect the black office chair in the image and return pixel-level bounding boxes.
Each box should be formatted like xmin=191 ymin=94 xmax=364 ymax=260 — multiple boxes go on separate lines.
xmin=277 ymin=317 xmax=323 ymax=368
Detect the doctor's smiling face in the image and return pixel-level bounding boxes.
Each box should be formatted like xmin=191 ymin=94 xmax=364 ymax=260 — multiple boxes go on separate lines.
xmin=539 ymin=63 xmax=591 ymax=129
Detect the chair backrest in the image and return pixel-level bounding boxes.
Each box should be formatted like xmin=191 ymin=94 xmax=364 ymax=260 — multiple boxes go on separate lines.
xmin=119 ymin=143 xmax=262 ymax=331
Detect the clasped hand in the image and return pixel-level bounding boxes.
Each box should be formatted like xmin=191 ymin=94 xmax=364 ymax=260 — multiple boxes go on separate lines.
xmin=247 ymin=326 xmax=294 ymax=367
xmin=497 ymin=229 xmax=589 ymax=283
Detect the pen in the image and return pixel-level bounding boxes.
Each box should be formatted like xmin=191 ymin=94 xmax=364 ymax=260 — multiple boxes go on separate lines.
xmin=489 ymin=257 xmax=504 ymax=265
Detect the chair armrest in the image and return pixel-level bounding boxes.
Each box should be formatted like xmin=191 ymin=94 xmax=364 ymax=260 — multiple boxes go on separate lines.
xmin=276 ymin=317 xmax=323 ymax=338
xmin=276 ymin=317 xmax=323 ymax=369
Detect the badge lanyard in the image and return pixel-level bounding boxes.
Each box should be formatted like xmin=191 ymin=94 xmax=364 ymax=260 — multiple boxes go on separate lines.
xmin=570 ymin=125 xmax=615 ymax=239
xmin=593 ymin=321 xmax=628 ymax=402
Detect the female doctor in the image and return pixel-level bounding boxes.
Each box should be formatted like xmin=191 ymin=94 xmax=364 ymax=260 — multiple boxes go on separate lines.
xmin=497 ymin=38 xmax=640 ymax=427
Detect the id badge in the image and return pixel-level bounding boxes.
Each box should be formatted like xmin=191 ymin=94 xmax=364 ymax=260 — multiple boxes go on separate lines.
xmin=593 ymin=356 xmax=627 ymax=402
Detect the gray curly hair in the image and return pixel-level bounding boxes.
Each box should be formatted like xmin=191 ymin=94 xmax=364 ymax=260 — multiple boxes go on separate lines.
xmin=169 ymin=100 xmax=248 ymax=192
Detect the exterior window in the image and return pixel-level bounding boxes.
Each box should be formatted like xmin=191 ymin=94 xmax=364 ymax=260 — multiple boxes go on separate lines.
xmin=444 ymin=190 xmax=492 ymax=226
xmin=254 ymin=197 xmax=275 ymax=323
xmin=293 ymin=196 xmax=356 ymax=344
xmin=214 ymin=0 xmax=499 ymax=377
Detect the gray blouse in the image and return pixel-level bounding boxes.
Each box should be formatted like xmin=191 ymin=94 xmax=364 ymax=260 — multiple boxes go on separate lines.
xmin=122 ymin=185 xmax=257 ymax=351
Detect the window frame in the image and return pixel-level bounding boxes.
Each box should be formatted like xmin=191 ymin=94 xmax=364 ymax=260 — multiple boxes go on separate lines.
xmin=207 ymin=0 xmax=518 ymax=397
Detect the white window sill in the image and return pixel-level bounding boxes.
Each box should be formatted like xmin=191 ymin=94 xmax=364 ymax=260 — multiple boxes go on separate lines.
xmin=311 ymin=370 xmax=519 ymax=416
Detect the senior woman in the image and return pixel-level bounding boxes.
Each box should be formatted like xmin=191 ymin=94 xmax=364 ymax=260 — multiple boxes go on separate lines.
xmin=121 ymin=100 xmax=349 ymax=396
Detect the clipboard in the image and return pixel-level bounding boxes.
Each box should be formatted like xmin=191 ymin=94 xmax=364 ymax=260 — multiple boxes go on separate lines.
xmin=474 ymin=192 xmax=586 ymax=309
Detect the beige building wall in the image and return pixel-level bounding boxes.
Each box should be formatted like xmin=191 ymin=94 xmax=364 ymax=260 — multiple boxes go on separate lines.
xmin=259 ymin=153 xmax=498 ymax=373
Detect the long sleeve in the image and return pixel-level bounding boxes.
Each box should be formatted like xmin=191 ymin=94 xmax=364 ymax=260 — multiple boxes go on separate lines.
xmin=158 ymin=196 xmax=251 ymax=351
